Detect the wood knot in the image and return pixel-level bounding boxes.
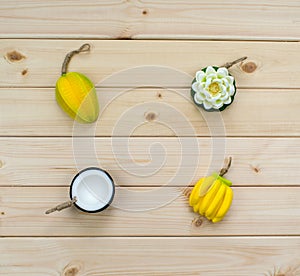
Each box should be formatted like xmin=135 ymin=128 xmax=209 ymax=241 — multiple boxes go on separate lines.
xmin=118 ymin=27 xmax=131 ymax=39
xmin=250 ymin=164 xmax=260 ymax=173
xmin=1 ymin=212 xmax=5 ymax=215
xmin=5 ymin=50 xmax=26 ymax=63
xmin=142 ymin=10 xmax=148 ymax=15
xmin=241 ymin=61 xmax=257 ymax=73
xmin=157 ymin=92 xmax=162 ymax=98
xmin=193 ymin=217 xmax=203 ymax=227
xmin=183 ymin=187 xmax=192 ymax=197
xmin=62 ymin=262 xmax=82 ymax=276
xmin=21 ymin=69 xmax=28 ymax=75
xmin=145 ymin=111 xmax=157 ymax=122
xmin=63 ymin=267 xmax=79 ymax=276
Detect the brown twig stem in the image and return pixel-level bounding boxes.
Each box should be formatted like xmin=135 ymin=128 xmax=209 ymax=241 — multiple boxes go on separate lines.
xmin=222 ymin=57 xmax=247 ymax=69
xmin=219 ymin=157 xmax=232 ymax=177
xmin=45 ymin=197 xmax=77 ymax=214
xmin=61 ymin=44 xmax=91 ymax=75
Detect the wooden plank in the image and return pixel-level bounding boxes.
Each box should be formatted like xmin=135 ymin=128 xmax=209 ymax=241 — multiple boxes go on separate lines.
xmin=0 ymin=137 xmax=300 ymax=187
xmin=1 ymin=40 xmax=300 ymax=88
xmin=0 ymin=88 xmax=299 ymax=137
xmin=1 ymin=1 xmax=300 ymax=40
xmin=0 ymin=187 xmax=299 ymax=236
xmin=1 ymin=237 xmax=300 ymax=275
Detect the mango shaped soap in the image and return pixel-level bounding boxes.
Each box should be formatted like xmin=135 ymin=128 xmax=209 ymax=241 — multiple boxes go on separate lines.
xmin=56 ymin=44 xmax=99 ymax=123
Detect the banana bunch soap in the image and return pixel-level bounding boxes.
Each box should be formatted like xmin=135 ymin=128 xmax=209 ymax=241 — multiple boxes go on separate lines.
xmin=56 ymin=44 xmax=99 ymax=123
xmin=189 ymin=157 xmax=233 ymax=223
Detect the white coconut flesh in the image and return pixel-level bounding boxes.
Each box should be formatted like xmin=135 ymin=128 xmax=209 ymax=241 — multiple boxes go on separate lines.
xmin=71 ymin=169 xmax=114 ymax=212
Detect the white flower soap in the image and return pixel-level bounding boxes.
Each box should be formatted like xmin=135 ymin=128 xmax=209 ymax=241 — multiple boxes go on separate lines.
xmin=191 ymin=66 xmax=236 ymax=111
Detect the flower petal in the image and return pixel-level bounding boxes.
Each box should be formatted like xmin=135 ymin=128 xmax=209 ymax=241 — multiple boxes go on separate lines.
xmin=195 ymin=70 xmax=206 ymax=82
xmin=213 ymin=100 xmax=224 ymax=109
xmin=217 ymin=67 xmax=229 ymax=78
xmin=205 ymin=77 xmax=213 ymax=87
xmin=220 ymin=84 xmax=227 ymax=93
xmin=226 ymin=76 xmax=235 ymax=85
xmin=211 ymin=93 xmax=222 ymax=101
xmin=224 ymin=96 xmax=232 ymax=105
xmin=205 ymin=66 xmax=216 ymax=75
xmin=228 ymin=84 xmax=235 ymax=96
xmin=203 ymin=88 xmax=212 ymax=98
xmin=212 ymin=79 xmax=222 ymax=85
xmin=203 ymin=100 xmax=213 ymax=110
xmin=194 ymin=92 xmax=205 ymax=103
xmin=222 ymin=78 xmax=229 ymax=87
xmin=192 ymin=82 xmax=202 ymax=93
xmin=193 ymin=93 xmax=200 ymax=104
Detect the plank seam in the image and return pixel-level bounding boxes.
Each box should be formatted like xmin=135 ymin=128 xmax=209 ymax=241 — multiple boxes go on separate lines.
xmin=1 ymin=235 xmax=300 ymax=238
xmin=0 ymin=37 xmax=299 ymax=42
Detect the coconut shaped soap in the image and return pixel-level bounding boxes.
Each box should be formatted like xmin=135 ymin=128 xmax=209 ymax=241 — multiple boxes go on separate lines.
xmin=45 ymin=167 xmax=115 ymax=215
xmin=191 ymin=57 xmax=247 ymax=111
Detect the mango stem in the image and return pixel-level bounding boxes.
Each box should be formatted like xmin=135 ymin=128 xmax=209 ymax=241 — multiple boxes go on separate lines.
xmin=219 ymin=157 xmax=232 ymax=177
xmin=222 ymin=57 xmax=247 ymax=69
xmin=61 ymin=43 xmax=91 ymax=75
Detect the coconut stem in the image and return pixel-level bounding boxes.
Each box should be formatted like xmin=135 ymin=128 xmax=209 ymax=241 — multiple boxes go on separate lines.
xmin=61 ymin=43 xmax=91 ymax=75
xmin=222 ymin=57 xmax=247 ymax=69
xmin=219 ymin=157 xmax=232 ymax=177
xmin=45 ymin=197 xmax=77 ymax=215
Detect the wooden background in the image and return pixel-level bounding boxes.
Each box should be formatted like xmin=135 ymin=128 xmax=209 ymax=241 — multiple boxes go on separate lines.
xmin=1 ymin=1 xmax=300 ymax=275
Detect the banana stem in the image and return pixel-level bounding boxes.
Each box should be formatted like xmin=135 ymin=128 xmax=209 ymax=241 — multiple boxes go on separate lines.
xmin=222 ymin=57 xmax=247 ymax=69
xmin=61 ymin=44 xmax=91 ymax=75
xmin=45 ymin=197 xmax=77 ymax=214
xmin=219 ymin=157 xmax=232 ymax=177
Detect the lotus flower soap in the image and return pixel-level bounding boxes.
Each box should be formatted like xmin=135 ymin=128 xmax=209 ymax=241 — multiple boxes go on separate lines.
xmin=191 ymin=57 xmax=247 ymax=111
xmin=56 ymin=44 xmax=99 ymax=123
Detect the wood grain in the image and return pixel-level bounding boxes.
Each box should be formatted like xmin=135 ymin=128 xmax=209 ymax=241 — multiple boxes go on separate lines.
xmin=1 ymin=237 xmax=300 ymax=275
xmin=0 ymin=88 xmax=299 ymax=137
xmin=0 ymin=187 xmax=299 ymax=236
xmin=0 ymin=1 xmax=300 ymax=40
xmin=1 ymin=1 xmax=300 ymax=274
xmin=1 ymin=40 xmax=300 ymax=88
xmin=0 ymin=137 xmax=300 ymax=187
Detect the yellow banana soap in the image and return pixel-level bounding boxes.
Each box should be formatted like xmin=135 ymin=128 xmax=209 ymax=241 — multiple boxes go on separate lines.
xmin=189 ymin=158 xmax=234 ymax=223
xmin=56 ymin=44 xmax=99 ymax=123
